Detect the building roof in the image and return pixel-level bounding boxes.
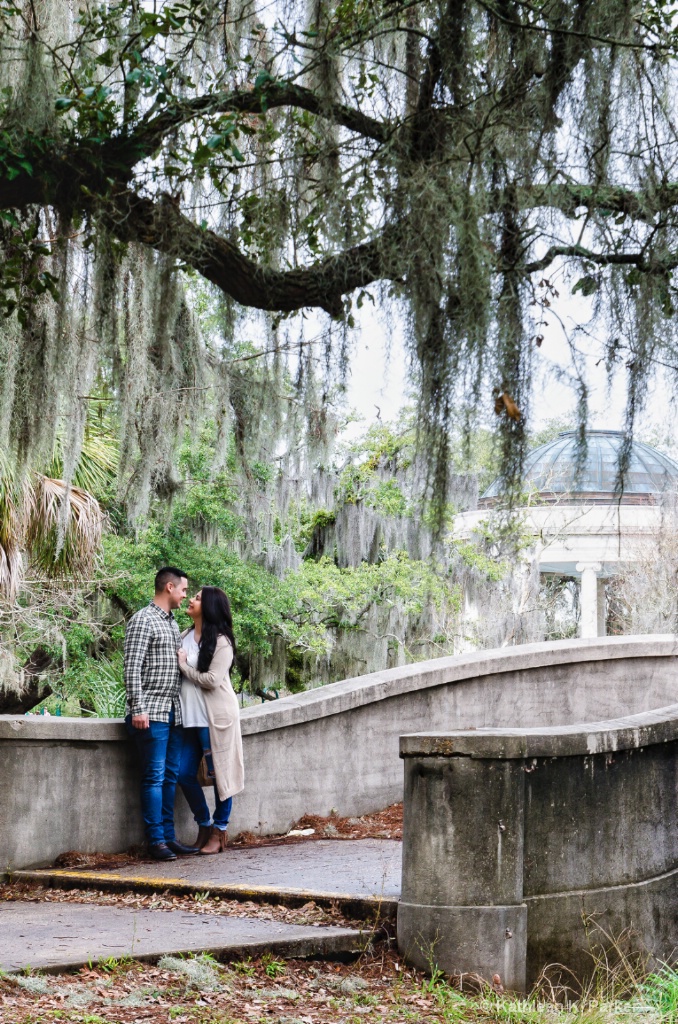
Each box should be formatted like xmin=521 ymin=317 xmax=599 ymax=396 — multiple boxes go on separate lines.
xmin=481 ymin=430 xmax=678 ymax=506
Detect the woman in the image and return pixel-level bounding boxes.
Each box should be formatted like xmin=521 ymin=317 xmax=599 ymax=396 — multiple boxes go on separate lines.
xmin=177 ymin=586 xmax=244 ymax=854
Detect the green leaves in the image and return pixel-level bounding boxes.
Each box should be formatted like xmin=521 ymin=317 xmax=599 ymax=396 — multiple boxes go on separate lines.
xmin=572 ymin=275 xmax=598 ymax=296
xmin=254 ymin=70 xmax=275 ymax=91
xmin=192 ymin=116 xmax=248 ymax=171
xmin=0 ymin=217 xmax=61 ymax=327
xmin=278 ymin=553 xmax=462 ymax=657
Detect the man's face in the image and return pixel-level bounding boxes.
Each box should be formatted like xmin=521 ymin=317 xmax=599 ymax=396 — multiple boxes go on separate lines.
xmin=167 ymin=577 xmax=188 ymax=610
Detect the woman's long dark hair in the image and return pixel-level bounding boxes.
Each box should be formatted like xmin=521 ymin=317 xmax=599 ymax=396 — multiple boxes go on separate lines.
xmin=197 ymin=586 xmax=236 ymax=672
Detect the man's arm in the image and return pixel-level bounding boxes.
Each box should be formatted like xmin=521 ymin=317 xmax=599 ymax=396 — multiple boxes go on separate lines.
xmin=124 ymin=613 xmax=153 ymax=728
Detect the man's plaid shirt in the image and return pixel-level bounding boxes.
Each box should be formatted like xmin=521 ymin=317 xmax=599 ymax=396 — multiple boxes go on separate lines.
xmin=124 ymin=602 xmax=183 ymax=723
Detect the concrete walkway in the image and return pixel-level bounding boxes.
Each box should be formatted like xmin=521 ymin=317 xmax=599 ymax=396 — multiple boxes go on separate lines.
xmin=13 ymin=839 xmax=402 ymax=917
xmin=0 ymin=901 xmax=364 ymax=974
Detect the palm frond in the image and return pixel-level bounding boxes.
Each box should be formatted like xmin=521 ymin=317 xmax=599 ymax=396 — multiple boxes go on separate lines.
xmin=25 ymin=475 xmax=105 ymax=578
xmin=46 ymin=408 xmax=119 ymax=498
xmin=79 ymin=657 xmax=126 ymax=718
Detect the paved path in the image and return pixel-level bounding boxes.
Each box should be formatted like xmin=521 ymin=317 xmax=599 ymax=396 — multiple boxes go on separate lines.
xmin=107 ymin=839 xmax=401 ymax=898
xmin=14 ymin=839 xmax=402 ymax=913
xmin=0 ymin=901 xmax=364 ymax=974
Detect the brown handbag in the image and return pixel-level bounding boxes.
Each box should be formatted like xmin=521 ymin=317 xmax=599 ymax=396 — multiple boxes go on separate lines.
xmin=197 ymin=755 xmax=212 ymax=787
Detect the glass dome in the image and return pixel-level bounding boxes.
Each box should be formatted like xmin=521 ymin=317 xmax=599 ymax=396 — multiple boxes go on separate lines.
xmin=481 ymin=430 xmax=678 ymax=506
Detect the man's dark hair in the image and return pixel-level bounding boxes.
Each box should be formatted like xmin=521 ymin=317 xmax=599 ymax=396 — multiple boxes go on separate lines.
xmin=154 ymin=566 xmax=187 ymax=593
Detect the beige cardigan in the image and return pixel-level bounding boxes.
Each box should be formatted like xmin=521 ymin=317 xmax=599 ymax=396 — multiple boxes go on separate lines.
xmin=180 ymin=631 xmax=244 ymax=802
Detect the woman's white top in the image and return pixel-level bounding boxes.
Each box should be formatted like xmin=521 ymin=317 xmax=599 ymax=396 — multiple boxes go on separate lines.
xmin=179 ymin=629 xmax=209 ymax=727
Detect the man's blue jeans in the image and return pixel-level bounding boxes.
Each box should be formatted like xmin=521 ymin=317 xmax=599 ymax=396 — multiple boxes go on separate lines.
xmin=179 ymin=726 xmax=232 ymax=831
xmin=126 ymin=711 xmax=183 ymax=845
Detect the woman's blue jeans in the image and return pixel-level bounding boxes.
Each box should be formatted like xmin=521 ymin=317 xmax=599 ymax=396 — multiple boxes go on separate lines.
xmin=178 ymin=726 xmax=232 ymax=831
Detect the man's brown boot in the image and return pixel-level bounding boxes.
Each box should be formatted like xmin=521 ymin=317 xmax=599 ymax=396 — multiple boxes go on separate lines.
xmin=194 ymin=825 xmax=212 ymax=850
xmin=199 ymin=827 xmax=227 ymax=855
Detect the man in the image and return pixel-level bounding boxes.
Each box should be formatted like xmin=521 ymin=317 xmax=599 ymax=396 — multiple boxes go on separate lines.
xmin=124 ymin=566 xmax=198 ymax=860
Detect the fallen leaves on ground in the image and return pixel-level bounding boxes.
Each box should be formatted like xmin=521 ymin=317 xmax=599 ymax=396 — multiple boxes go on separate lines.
xmin=0 ymin=948 xmax=453 ymax=1024
xmin=0 ymin=882 xmax=364 ymax=929
xmin=230 ymin=803 xmax=403 ymax=848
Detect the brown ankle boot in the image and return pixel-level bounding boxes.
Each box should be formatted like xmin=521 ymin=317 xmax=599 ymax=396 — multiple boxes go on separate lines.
xmin=199 ymin=826 xmax=227 ymax=855
xmin=195 ymin=825 xmax=212 ymax=850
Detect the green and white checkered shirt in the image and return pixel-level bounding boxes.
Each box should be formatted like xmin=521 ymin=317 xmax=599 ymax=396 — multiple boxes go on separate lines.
xmin=123 ymin=602 xmax=183 ymax=723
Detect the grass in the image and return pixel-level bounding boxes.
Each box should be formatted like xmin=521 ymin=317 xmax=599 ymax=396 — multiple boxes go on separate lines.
xmin=642 ymin=966 xmax=678 ymax=1021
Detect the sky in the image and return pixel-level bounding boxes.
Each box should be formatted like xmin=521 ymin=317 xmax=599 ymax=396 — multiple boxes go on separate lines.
xmin=343 ymin=293 xmax=678 ymax=457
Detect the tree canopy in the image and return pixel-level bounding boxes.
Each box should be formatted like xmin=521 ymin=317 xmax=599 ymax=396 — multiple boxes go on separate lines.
xmin=2 ymin=0 xmax=678 ymax=506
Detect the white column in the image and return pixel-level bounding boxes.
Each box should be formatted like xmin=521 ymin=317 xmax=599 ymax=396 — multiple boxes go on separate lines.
xmin=597 ymin=578 xmax=607 ymax=637
xmin=576 ymin=562 xmax=602 ymax=638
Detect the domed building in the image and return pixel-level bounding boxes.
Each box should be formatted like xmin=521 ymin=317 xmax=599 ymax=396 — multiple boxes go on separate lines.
xmin=456 ymin=430 xmax=678 ymax=638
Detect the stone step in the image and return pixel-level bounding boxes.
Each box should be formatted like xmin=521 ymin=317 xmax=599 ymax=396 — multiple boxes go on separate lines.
xmin=0 ymin=900 xmax=366 ymax=974
xmin=9 ymin=837 xmax=402 ymax=922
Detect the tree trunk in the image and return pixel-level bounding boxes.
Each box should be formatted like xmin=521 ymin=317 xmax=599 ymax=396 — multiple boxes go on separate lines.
xmin=0 ymin=647 xmax=54 ymax=714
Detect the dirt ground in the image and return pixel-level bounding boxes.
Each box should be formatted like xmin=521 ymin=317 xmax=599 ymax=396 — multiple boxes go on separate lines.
xmin=0 ymin=946 xmax=455 ymax=1024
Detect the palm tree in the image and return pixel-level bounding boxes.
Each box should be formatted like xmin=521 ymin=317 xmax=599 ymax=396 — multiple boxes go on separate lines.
xmin=0 ymin=411 xmax=116 ymax=599
xmin=0 ymin=424 xmax=114 ymax=713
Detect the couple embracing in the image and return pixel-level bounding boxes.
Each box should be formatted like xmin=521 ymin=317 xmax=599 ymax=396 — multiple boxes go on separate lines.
xmin=124 ymin=567 xmax=244 ymax=861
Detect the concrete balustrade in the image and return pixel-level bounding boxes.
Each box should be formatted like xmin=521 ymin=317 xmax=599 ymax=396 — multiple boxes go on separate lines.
xmin=399 ymin=707 xmax=678 ymax=989
xmin=1 ymin=636 xmax=677 ymax=872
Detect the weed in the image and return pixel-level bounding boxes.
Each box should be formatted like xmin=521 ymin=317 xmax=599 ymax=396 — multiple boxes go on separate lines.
xmin=261 ymin=953 xmax=286 ymax=979
xmin=98 ymin=954 xmax=135 ymax=974
xmin=232 ymin=957 xmax=256 ymax=977
xmin=353 ymin=991 xmax=378 ymax=1006
xmin=480 ymin=993 xmax=551 ymax=1023
xmin=15 ymin=975 xmax=51 ymax=996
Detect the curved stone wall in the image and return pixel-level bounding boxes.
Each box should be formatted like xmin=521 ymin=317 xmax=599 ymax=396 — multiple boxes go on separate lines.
xmin=1 ymin=635 xmax=676 ymax=868
xmin=235 ymin=635 xmax=678 ymax=837
xmin=398 ymin=705 xmax=678 ymax=989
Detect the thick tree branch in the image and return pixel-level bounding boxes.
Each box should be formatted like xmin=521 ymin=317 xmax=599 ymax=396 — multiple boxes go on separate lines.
xmin=102 ymin=190 xmax=399 ymax=317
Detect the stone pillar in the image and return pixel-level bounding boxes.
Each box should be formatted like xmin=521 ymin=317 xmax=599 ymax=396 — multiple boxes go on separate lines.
xmin=398 ymin=745 xmax=527 ymax=991
xmin=576 ymin=562 xmax=602 ymax=638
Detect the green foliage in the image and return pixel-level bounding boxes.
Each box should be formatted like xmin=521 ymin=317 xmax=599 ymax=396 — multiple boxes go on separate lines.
xmin=454 ymin=541 xmax=506 ymax=582
xmin=101 ymin=526 xmax=282 ymax=655
xmin=0 ymin=213 xmax=60 ymax=326
xmin=528 ymin=417 xmax=576 ymax=450
xmin=279 ymin=552 xmax=461 ymax=657
xmin=261 ymin=954 xmax=286 ymax=979
xmin=470 ymin=512 xmax=533 ymax=563
xmin=46 ymin=409 xmax=119 ymax=502
xmin=1 ymin=0 xmax=678 ymax=522
xmin=335 ymin=420 xmax=414 ymax=514
xmin=310 ymin=509 xmax=336 ymax=531
xmin=295 ymin=507 xmax=336 ymax=550
xmin=367 ymin=479 xmax=408 ymax=517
